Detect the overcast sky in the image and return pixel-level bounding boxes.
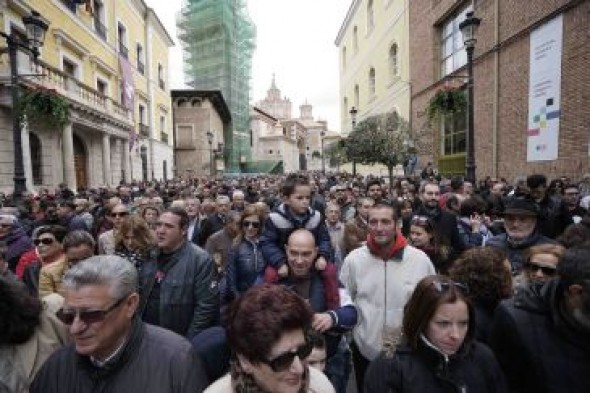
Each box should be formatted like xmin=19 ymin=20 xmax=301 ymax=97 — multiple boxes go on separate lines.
xmin=144 ymin=0 xmax=351 ymax=132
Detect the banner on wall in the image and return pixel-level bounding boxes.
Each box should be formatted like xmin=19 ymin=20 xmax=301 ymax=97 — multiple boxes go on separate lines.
xmin=527 ymin=14 xmax=563 ymax=162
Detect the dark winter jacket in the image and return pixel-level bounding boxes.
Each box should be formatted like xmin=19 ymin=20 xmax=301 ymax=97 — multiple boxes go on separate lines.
xmin=226 ymin=238 xmax=265 ymax=298
xmin=139 ymin=241 xmax=219 ymax=338
xmin=486 ymin=231 xmax=556 ymax=274
xmin=198 ymin=213 xmax=226 ymax=247
xmin=535 ymin=196 xmax=572 ymax=239
xmin=29 ymin=318 xmax=208 ymax=393
xmin=365 ymin=339 xmax=508 ymax=393
xmin=415 ymin=205 xmax=465 ymax=258
xmin=489 ymin=279 xmax=590 ymax=393
xmin=260 ymin=203 xmax=334 ymax=268
xmin=1 ymin=227 xmax=33 ymax=272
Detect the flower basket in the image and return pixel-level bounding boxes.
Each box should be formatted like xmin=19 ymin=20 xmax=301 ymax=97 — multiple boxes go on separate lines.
xmin=426 ymin=88 xmax=466 ymax=123
xmin=19 ymin=86 xmax=70 ymax=128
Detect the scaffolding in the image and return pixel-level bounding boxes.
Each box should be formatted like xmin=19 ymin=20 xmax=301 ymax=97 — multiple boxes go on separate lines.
xmin=177 ymin=0 xmax=256 ymax=172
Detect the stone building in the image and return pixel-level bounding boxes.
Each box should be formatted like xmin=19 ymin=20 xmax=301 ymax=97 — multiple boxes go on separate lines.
xmin=0 ymin=0 xmax=175 ymax=193
xmin=409 ymin=0 xmax=589 ymax=180
xmin=172 ymin=90 xmax=231 ymax=177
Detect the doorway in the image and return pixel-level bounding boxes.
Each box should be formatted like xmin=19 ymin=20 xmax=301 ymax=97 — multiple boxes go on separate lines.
xmin=73 ymin=134 xmax=88 ymax=189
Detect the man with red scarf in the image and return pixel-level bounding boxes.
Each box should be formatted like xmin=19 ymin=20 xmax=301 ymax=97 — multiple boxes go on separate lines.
xmin=340 ymin=202 xmax=435 ymax=393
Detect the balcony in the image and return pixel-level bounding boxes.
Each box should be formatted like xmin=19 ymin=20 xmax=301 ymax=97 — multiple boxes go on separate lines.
xmin=161 ymin=132 xmax=169 ymax=144
xmin=138 ymin=123 xmax=150 ymax=138
xmin=137 ymin=60 xmax=144 ymax=75
xmin=119 ymin=41 xmax=128 ymax=59
xmin=94 ymin=19 xmax=107 ymax=41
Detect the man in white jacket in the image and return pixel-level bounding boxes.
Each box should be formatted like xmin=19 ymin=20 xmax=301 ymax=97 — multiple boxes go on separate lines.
xmin=340 ymin=202 xmax=435 ymax=393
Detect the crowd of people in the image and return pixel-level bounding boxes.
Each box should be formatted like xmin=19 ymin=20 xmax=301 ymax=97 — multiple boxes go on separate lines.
xmin=1 ymin=169 xmax=589 ymax=393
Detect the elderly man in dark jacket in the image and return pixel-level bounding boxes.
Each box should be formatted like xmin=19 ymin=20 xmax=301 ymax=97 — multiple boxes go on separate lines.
xmin=140 ymin=207 xmax=219 ymax=338
xmin=490 ymin=245 xmax=590 ymax=393
xmin=30 ymin=255 xmax=208 ymax=393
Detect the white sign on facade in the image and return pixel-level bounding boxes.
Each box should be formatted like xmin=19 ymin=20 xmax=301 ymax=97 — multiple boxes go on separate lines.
xmin=527 ymin=14 xmax=563 ymax=162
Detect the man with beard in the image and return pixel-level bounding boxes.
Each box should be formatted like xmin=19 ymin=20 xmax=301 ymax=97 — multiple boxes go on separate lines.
xmin=490 ymin=245 xmax=590 ymax=393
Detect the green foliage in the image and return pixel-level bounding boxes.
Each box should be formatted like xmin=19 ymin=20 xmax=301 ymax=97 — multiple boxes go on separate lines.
xmin=19 ymin=86 xmax=70 ymax=128
xmin=311 ymin=150 xmax=321 ymax=159
xmin=324 ymin=139 xmax=349 ymax=168
xmin=346 ymin=111 xmax=419 ymax=172
xmin=426 ymin=88 xmax=466 ymax=123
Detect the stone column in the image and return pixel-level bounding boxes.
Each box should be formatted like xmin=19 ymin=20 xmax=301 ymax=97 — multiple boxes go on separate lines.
xmin=62 ymin=122 xmax=76 ymax=191
xmin=102 ymin=133 xmax=111 ymax=186
xmin=122 ymin=138 xmax=131 ymax=183
xmin=21 ymin=119 xmax=34 ymax=192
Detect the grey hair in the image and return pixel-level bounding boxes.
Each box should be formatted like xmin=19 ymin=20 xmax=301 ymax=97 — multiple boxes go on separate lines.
xmin=62 ymin=255 xmax=137 ymax=299
xmin=232 ymin=190 xmax=244 ymax=199
xmin=216 ymin=195 xmax=230 ymax=204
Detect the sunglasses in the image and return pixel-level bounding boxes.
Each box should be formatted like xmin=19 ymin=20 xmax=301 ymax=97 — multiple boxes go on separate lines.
xmin=56 ymin=296 xmax=127 ymax=325
xmin=431 ymin=280 xmax=470 ymax=295
xmin=111 ymin=212 xmax=130 ymax=218
xmin=34 ymin=237 xmax=55 ymax=246
xmin=242 ymin=221 xmax=260 ymax=229
xmin=263 ymin=341 xmax=313 ymax=372
xmin=525 ymin=262 xmax=557 ymax=276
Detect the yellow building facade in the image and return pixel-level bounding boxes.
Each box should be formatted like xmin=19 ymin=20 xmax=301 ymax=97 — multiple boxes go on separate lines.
xmin=0 ymin=0 xmax=174 ymax=192
xmin=335 ymin=0 xmax=410 ymax=135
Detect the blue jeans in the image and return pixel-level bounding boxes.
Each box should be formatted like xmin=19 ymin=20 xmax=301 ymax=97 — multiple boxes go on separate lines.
xmin=325 ymin=339 xmax=352 ymax=393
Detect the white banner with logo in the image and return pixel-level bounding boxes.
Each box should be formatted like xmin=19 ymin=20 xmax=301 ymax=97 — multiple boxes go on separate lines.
xmin=527 ymin=14 xmax=563 ymax=162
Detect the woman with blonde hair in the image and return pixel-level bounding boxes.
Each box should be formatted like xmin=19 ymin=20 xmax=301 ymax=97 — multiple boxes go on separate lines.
xmin=114 ymin=215 xmax=156 ymax=273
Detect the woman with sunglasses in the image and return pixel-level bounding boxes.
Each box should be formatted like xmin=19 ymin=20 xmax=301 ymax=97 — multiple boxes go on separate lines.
xmin=365 ymin=275 xmax=508 ymax=393
xmin=408 ymin=215 xmax=453 ymax=274
xmin=523 ymin=244 xmax=565 ymax=285
xmin=205 ymin=284 xmax=335 ymax=393
xmin=98 ymin=204 xmax=129 ymax=255
xmin=31 ymin=226 xmax=68 ymax=297
xmin=226 ymin=205 xmax=266 ymax=302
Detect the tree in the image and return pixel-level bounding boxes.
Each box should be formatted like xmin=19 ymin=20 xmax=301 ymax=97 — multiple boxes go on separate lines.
xmin=324 ymin=139 xmax=349 ymax=171
xmin=346 ymin=111 xmax=422 ymax=189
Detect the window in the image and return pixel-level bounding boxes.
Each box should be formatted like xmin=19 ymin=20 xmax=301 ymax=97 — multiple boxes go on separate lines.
xmin=342 ymin=46 xmax=347 ymax=69
xmin=29 ymin=132 xmax=42 ymax=185
xmin=61 ymin=0 xmax=77 ymax=13
xmin=440 ymin=5 xmax=473 ymax=77
xmin=93 ymin=0 xmax=106 ymax=40
xmin=354 ymin=85 xmax=359 ymax=108
xmin=136 ymin=44 xmax=144 ymax=74
xmin=96 ymin=79 xmax=107 ymax=95
xmin=158 ymin=64 xmax=165 ymax=89
xmin=367 ymin=0 xmax=375 ymax=33
xmin=441 ymin=110 xmax=467 ymax=155
xmin=343 ymin=97 xmax=348 ymax=118
xmin=118 ymin=23 xmax=128 ymax=59
xmin=353 ymin=26 xmax=358 ymax=53
xmin=368 ymin=68 xmax=376 ymax=98
xmin=139 ymin=105 xmax=145 ymax=125
xmin=160 ymin=115 xmax=165 ymax=133
xmin=389 ymin=43 xmax=398 ymax=77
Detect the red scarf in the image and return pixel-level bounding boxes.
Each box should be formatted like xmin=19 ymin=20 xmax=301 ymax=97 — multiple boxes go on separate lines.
xmin=366 ymin=232 xmax=408 ymax=261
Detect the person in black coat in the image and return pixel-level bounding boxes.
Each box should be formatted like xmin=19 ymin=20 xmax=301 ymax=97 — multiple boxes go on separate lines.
xmin=198 ymin=196 xmax=230 ymax=247
xmin=365 ymin=275 xmax=508 ymax=393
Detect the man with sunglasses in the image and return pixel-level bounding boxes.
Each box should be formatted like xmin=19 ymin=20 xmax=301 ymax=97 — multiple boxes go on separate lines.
xmin=490 ymin=245 xmax=590 ymax=393
xmin=30 ymin=255 xmax=208 ymax=393
xmin=98 ymin=204 xmax=129 ymax=255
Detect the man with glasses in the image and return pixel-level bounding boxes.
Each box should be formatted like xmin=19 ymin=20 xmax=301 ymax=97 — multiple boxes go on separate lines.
xmin=30 ymin=255 xmax=208 ymax=392
xmin=98 ymin=204 xmax=129 ymax=255
xmin=490 ymin=245 xmax=590 ymax=393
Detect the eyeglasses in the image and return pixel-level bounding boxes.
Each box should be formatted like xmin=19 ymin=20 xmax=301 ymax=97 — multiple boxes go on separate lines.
xmin=111 ymin=212 xmax=129 ymax=218
xmin=34 ymin=237 xmax=55 ymax=246
xmin=525 ymin=262 xmax=557 ymax=276
xmin=242 ymin=221 xmax=260 ymax=229
xmin=56 ymin=296 xmax=128 ymax=325
xmin=431 ymin=280 xmax=469 ymax=295
xmin=263 ymin=341 xmax=313 ymax=372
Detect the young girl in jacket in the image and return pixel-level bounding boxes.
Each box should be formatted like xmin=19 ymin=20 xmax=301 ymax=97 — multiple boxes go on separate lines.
xmin=364 ymin=275 xmax=508 ymax=393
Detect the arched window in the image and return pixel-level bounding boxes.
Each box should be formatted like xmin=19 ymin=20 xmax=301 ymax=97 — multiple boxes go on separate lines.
xmin=369 ymin=68 xmax=376 ymax=98
xmin=389 ymin=43 xmax=399 ymax=77
xmin=29 ymin=132 xmax=42 ymax=185
xmin=367 ymin=0 xmax=375 ymax=32
xmin=353 ymin=26 xmax=358 ymax=53
xmin=354 ymin=85 xmax=359 ymax=108
xmin=342 ymin=46 xmax=347 ymax=69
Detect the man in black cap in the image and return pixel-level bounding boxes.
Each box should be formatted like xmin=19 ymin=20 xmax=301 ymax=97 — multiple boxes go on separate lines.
xmin=486 ymin=197 xmax=556 ymax=274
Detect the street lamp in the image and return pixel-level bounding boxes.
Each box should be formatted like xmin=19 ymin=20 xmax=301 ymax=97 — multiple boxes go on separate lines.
xmin=206 ymin=130 xmax=213 ymax=176
xmin=349 ymin=106 xmax=358 ymax=176
xmin=320 ymin=130 xmax=326 ymax=174
xmin=1 ymin=10 xmax=49 ymax=202
xmin=459 ymin=11 xmax=480 ymax=184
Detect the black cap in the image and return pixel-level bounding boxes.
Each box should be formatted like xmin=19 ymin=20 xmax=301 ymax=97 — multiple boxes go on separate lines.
xmin=503 ymin=197 xmax=539 ymax=217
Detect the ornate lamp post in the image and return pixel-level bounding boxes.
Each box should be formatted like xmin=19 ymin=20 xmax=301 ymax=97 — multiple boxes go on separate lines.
xmin=320 ymin=130 xmax=326 ymax=174
xmin=459 ymin=11 xmax=480 ymax=184
xmin=1 ymin=10 xmax=49 ymax=202
xmin=349 ymin=106 xmax=358 ymax=176
xmin=206 ymin=130 xmax=213 ymax=176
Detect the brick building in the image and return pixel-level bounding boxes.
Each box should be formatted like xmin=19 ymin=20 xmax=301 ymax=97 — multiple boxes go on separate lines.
xmin=409 ymin=0 xmax=589 ymax=182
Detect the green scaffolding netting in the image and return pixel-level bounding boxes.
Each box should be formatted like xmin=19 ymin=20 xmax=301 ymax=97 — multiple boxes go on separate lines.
xmin=177 ymin=0 xmax=256 ymax=172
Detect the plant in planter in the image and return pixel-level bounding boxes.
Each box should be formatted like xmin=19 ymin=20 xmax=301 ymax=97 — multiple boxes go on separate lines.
xmin=311 ymin=150 xmax=322 ymax=159
xmin=426 ymin=87 xmax=466 ymax=124
xmin=19 ymin=86 xmax=70 ymax=128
